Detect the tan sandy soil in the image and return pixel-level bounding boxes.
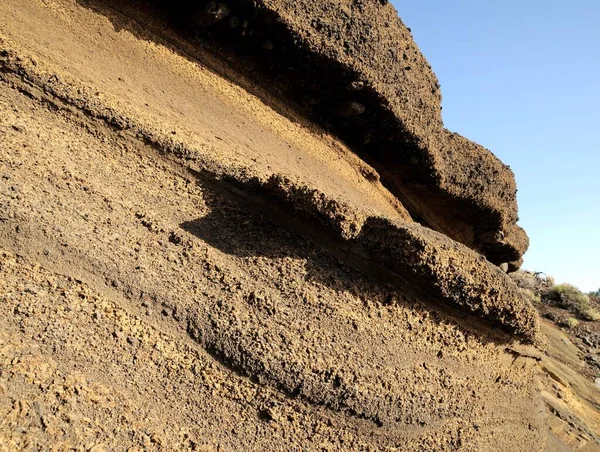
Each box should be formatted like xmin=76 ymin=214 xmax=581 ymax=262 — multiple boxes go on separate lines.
xmin=0 ymin=0 xmax=594 ymax=450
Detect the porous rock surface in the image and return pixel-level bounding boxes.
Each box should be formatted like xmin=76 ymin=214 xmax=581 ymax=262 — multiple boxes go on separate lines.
xmin=0 ymin=0 xmax=549 ymax=450
xmin=175 ymin=0 xmax=530 ymax=266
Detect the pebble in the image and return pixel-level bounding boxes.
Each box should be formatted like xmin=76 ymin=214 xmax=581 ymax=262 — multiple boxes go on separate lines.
xmin=193 ymin=2 xmax=231 ymax=26
xmin=25 ymin=285 xmax=39 ymax=294
xmin=346 ymin=80 xmax=364 ymax=91
xmin=335 ymin=101 xmax=366 ymax=118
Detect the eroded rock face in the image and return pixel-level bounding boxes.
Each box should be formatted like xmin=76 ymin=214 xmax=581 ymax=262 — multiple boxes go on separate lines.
xmin=253 ymin=174 xmax=542 ymax=344
xmin=257 ymin=0 xmax=528 ymax=265
xmin=168 ymin=0 xmax=529 ymax=267
xmin=0 ymin=0 xmax=545 ymax=449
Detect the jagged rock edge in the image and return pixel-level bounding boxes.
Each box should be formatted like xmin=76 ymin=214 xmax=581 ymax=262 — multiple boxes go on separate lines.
xmin=0 ymin=42 xmax=542 ymax=346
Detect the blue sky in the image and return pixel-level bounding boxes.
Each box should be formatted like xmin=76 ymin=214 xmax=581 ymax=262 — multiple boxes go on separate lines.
xmin=392 ymin=1 xmax=600 ymax=292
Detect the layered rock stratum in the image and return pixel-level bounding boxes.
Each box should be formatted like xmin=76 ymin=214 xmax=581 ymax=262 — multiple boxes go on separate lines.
xmin=0 ymin=0 xmax=598 ymax=450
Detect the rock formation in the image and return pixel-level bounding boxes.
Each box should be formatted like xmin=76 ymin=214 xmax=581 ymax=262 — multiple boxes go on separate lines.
xmin=0 ymin=0 xmax=563 ymax=450
xmin=166 ymin=0 xmax=530 ymax=268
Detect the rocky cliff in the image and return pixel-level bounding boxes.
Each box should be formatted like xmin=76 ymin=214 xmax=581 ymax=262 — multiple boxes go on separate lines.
xmin=168 ymin=0 xmax=531 ymax=268
xmin=0 ymin=0 xmax=564 ymax=450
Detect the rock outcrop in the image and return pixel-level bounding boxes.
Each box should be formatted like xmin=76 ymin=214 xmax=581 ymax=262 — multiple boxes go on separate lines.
xmin=0 ymin=0 xmax=549 ymax=450
xmin=163 ymin=0 xmax=529 ymax=267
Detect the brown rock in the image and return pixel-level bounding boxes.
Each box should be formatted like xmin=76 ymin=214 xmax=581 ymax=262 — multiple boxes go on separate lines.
xmin=205 ymin=0 xmax=529 ymax=264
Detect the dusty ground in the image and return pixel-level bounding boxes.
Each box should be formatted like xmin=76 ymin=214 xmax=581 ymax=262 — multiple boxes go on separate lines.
xmin=0 ymin=0 xmax=598 ymax=450
xmin=538 ymin=319 xmax=600 ymax=451
xmin=535 ymin=298 xmax=600 ymax=451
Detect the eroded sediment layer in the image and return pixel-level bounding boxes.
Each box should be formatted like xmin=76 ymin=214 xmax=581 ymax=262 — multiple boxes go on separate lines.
xmin=0 ymin=74 xmax=544 ymax=450
xmin=111 ymin=0 xmax=529 ymax=266
xmin=0 ymin=36 xmax=541 ymax=345
xmin=244 ymin=174 xmax=541 ymax=343
xmin=0 ymin=1 xmax=545 ymax=449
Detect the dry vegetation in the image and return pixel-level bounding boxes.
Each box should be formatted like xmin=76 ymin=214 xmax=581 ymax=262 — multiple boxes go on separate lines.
xmin=510 ymin=270 xmax=600 ymax=323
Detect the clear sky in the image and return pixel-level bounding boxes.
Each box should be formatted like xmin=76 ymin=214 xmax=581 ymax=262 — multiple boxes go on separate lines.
xmin=392 ymin=1 xmax=600 ymax=292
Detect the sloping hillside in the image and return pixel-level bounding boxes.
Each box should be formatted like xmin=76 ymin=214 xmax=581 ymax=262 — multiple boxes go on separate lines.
xmin=0 ymin=1 xmax=595 ymax=450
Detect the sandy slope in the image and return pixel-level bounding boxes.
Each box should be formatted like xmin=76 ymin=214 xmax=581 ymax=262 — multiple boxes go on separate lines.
xmin=0 ymin=69 xmax=545 ymax=449
xmin=0 ymin=0 xmax=593 ymax=450
xmin=0 ymin=0 xmax=407 ymax=221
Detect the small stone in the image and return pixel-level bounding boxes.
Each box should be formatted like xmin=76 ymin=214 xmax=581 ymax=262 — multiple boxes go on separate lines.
xmin=25 ymin=286 xmax=38 ymax=295
xmin=192 ymin=2 xmax=231 ymax=26
xmin=33 ymin=401 xmax=44 ymax=416
xmin=335 ymin=101 xmax=366 ymax=118
xmin=150 ymin=434 xmax=164 ymax=446
xmin=346 ymin=80 xmax=364 ymax=91
xmin=89 ymin=444 xmax=107 ymax=452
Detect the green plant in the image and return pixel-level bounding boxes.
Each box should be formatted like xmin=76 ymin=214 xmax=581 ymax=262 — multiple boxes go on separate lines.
xmin=545 ymin=284 xmax=590 ymax=314
xmin=580 ymin=308 xmax=600 ymax=322
xmin=564 ymin=317 xmax=579 ymax=329
xmin=510 ymin=270 xmax=554 ymax=300
xmin=521 ymin=289 xmax=541 ymax=305
xmin=510 ymin=270 xmax=539 ymax=292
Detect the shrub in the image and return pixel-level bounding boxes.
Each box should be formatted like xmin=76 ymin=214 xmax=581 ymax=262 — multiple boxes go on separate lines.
xmin=545 ymin=284 xmax=590 ymax=312
xmin=564 ymin=317 xmax=579 ymax=329
xmin=580 ymin=308 xmax=600 ymax=322
xmin=510 ymin=270 xmax=539 ymax=292
xmin=544 ymin=284 xmax=600 ymax=321
xmin=521 ymin=289 xmax=541 ymax=305
xmin=510 ymin=270 xmax=554 ymax=299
